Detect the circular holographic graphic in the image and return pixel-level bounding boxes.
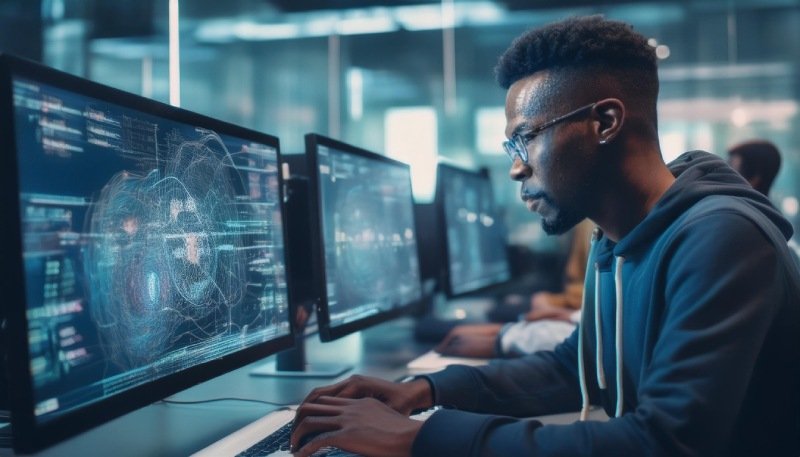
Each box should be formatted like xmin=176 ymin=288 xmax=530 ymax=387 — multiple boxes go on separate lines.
xmin=84 ymin=133 xmax=249 ymax=369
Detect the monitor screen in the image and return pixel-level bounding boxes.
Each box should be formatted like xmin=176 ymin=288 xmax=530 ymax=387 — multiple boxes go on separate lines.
xmin=0 ymin=55 xmax=294 ymax=452
xmin=305 ymin=134 xmax=422 ymax=341
xmin=437 ymin=163 xmax=511 ymax=296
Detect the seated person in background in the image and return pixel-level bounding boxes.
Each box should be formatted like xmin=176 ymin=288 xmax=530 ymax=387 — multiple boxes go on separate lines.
xmin=435 ymin=218 xmax=593 ymax=358
xmin=728 ymin=139 xmax=800 ymax=261
xmin=727 ymin=139 xmax=781 ymax=197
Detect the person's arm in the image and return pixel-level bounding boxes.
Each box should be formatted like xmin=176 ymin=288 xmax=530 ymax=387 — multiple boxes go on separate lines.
xmin=423 ymin=328 xmax=585 ymax=416
xmin=412 ymin=213 xmax=787 ymax=456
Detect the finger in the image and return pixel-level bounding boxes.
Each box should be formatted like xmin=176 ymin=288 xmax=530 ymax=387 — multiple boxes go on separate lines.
xmin=301 ymin=380 xmax=347 ymax=404
xmin=438 ymin=341 xmax=465 ymax=357
xmin=292 ymin=430 xmax=338 ymax=457
xmin=437 ymin=334 xmax=453 ymax=349
xmin=290 ymin=416 xmax=339 ymax=453
xmin=330 ymin=374 xmax=382 ymax=400
xmin=434 ymin=340 xmax=451 ymax=354
xmin=292 ymin=403 xmax=343 ymax=433
xmin=312 ymin=395 xmax=357 ymax=406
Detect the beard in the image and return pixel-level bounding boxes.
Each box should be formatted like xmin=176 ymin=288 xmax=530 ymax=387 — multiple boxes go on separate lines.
xmin=537 ymin=179 xmax=591 ymax=236
xmin=541 ymin=202 xmax=584 ymax=235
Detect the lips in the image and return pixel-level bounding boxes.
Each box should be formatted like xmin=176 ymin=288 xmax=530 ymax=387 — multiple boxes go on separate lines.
xmin=525 ymin=198 xmax=540 ymax=212
xmin=521 ymin=189 xmax=545 ymax=212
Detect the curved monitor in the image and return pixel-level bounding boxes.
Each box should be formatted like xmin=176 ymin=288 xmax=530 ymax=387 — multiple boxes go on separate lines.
xmin=436 ymin=163 xmax=511 ymax=297
xmin=0 ymin=54 xmax=294 ymax=452
xmin=305 ymin=134 xmax=422 ymax=342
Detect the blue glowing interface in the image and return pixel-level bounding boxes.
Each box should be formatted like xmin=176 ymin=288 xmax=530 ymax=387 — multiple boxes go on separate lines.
xmin=12 ymin=77 xmax=290 ymax=422
xmin=439 ymin=166 xmax=510 ymax=295
xmin=316 ymin=145 xmax=421 ymax=328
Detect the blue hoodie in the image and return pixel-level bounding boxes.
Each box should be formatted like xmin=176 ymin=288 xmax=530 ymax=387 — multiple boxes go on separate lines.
xmin=414 ymin=151 xmax=800 ymax=456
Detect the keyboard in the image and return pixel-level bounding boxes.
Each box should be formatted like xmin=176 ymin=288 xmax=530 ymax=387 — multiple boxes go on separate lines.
xmin=236 ymin=419 xmax=293 ymax=456
xmin=191 ymin=407 xmax=327 ymax=457
xmin=193 ymin=405 xmax=438 ymax=456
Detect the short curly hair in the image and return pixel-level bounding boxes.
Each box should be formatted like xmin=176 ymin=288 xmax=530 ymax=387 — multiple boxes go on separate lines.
xmin=495 ymin=15 xmax=659 ymax=114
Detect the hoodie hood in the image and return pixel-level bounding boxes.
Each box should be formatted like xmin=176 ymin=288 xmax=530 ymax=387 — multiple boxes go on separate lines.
xmin=613 ymin=150 xmax=793 ymax=256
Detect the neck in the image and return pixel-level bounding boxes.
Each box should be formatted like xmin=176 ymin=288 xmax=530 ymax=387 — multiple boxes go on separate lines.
xmin=588 ymin=137 xmax=675 ymax=242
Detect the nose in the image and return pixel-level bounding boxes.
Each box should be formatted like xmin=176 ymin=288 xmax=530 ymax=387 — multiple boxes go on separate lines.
xmin=509 ymin=157 xmax=532 ymax=182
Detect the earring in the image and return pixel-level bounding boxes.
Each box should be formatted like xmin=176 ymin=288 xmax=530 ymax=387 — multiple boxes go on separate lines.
xmin=599 ymin=139 xmax=607 ymax=145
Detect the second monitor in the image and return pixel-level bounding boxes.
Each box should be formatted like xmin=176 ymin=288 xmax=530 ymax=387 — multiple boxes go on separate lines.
xmin=436 ymin=163 xmax=511 ymax=297
xmin=306 ymin=134 xmax=423 ymax=342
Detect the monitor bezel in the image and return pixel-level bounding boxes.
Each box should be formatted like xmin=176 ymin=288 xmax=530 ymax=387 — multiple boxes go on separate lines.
xmin=304 ymin=133 xmax=422 ymax=342
xmin=435 ymin=162 xmax=511 ymax=298
xmin=0 ymin=53 xmax=296 ymax=453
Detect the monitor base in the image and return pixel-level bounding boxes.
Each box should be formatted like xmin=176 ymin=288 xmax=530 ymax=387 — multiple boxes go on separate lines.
xmin=249 ymin=360 xmax=352 ymax=378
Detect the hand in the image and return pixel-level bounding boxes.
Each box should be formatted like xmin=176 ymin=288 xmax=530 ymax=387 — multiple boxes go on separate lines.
xmin=299 ymin=374 xmax=432 ymax=416
xmin=435 ymin=324 xmax=502 ymax=358
xmin=291 ymin=396 xmax=423 ymax=457
xmin=525 ymin=293 xmax=574 ymax=322
xmin=436 ymin=334 xmax=496 ymax=358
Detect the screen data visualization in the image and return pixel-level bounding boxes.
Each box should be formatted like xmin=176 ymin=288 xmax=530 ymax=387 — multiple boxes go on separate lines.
xmin=437 ymin=163 xmax=511 ymax=297
xmin=0 ymin=54 xmax=293 ymax=453
xmin=306 ymin=134 xmax=422 ymax=341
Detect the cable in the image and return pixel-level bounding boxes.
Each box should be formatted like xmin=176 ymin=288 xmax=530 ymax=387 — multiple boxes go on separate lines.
xmin=159 ymin=397 xmax=296 ymax=407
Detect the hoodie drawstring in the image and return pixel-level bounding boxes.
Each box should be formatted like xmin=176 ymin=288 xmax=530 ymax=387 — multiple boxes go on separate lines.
xmin=578 ymin=252 xmax=626 ymax=421
xmin=594 ymin=262 xmax=606 ymax=390
xmin=577 ymin=231 xmax=597 ymax=421
xmin=614 ymin=256 xmax=625 ymax=417
xmin=577 ymin=282 xmax=591 ymax=421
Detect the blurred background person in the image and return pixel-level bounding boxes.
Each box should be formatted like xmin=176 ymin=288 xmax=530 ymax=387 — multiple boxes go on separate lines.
xmin=727 ymin=139 xmax=781 ymax=197
xmin=436 ymin=218 xmax=593 ymax=358
xmin=728 ymin=139 xmax=800 ymax=262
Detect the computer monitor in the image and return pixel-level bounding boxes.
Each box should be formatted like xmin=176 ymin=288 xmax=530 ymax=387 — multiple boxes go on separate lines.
xmin=0 ymin=54 xmax=294 ymax=453
xmin=305 ymin=134 xmax=423 ymax=342
xmin=436 ymin=163 xmax=511 ymax=297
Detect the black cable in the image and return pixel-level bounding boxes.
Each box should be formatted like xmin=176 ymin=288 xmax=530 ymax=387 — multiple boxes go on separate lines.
xmin=158 ymin=397 xmax=296 ymax=407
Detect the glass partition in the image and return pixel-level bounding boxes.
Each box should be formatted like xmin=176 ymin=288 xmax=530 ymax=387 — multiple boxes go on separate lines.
xmin=11 ymin=0 xmax=799 ymax=250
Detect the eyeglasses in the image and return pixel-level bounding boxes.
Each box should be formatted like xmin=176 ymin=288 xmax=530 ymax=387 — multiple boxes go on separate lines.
xmin=502 ymin=102 xmax=596 ymax=163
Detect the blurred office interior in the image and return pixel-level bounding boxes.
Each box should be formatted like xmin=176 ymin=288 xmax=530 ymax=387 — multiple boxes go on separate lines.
xmin=2 ymin=0 xmax=799 ymax=262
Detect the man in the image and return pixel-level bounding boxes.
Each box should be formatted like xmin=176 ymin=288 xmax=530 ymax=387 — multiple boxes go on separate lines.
xmin=727 ymin=139 xmax=782 ymax=197
xmin=290 ymin=16 xmax=800 ymax=456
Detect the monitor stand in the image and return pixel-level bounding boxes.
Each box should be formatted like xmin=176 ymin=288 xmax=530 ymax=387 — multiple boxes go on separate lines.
xmin=249 ymin=333 xmax=352 ymax=378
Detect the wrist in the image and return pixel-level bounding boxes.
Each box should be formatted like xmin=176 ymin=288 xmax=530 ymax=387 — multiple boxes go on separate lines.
xmin=397 ymin=417 xmax=425 ymax=457
xmin=405 ymin=378 xmax=434 ymax=411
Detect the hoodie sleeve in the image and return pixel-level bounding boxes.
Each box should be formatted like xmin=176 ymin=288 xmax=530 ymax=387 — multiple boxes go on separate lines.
xmin=413 ymin=208 xmax=786 ymax=456
xmin=423 ymin=327 xmax=584 ymax=416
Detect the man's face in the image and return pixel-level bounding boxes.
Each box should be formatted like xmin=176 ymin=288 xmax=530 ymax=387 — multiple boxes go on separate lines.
xmin=504 ymin=73 xmax=598 ymax=235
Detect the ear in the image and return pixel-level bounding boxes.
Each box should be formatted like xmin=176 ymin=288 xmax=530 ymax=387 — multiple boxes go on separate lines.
xmin=593 ymin=98 xmax=625 ymax=145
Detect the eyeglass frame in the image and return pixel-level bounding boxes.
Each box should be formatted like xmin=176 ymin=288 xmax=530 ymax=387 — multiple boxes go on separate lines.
xmin=502 ymin=102 xmax=597 ymax=163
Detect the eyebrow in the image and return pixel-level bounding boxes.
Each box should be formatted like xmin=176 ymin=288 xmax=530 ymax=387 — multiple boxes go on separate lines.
xmin=510 ymin=121 xmax=530 ymax=138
